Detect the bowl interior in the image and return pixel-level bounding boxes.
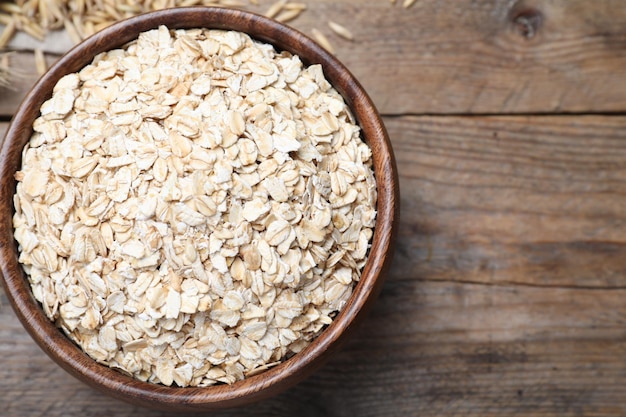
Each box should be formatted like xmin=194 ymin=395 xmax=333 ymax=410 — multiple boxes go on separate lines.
xmin=0 ymin=6 xmax=398 ymax=411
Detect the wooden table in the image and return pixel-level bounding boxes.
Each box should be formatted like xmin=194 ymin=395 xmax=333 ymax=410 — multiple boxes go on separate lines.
xmin=3 ymin=1 xmax=626 ymax=415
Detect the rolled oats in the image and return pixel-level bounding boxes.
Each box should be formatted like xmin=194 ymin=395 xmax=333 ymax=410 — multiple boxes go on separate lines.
xmin=13 ymin=26 xmax=376 ymax=387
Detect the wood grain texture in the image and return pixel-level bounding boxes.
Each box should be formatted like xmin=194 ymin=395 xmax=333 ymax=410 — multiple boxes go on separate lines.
xmin=4 ymin=0 xmax=626 ymax=115
xmin=392 ymin=115 xmax=626 ymax=288
xmin=5 ymin=279 xmax=626 ymax=417
xmin=323 ymin=0 xmax=626 ymax=114
xmin=0 ymin=52 xmax=52 ymax=118
xmin=4 ymin=113 xmax=626 ymax=416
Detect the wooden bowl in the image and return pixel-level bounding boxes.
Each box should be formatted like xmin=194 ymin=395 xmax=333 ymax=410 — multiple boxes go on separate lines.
xmin=0 ymin=7 xmax=398 ymax=411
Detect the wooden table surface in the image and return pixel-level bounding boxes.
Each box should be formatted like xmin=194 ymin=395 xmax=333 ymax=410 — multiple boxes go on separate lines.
xmin=3 ymin=1 xmax=626 ymax=415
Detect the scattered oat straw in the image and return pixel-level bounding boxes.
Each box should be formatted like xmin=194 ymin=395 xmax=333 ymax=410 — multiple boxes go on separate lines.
xmin=283 ymin=2 xmax=307 ymax=11
xmin=0 ymin=0 xmax=262 ymax=48
xmin=311 ymin=28 xmax=335 ymax=54
xmin=275 ymin=7 xmax=303 ymax=23
xmin=34 ymin=48 xmax=46 ymax=76
xmin=0 ymin=18 xmax=15 ymax=49
xmin=328 ymin=21 xmax=353 ymax=41
xmin=264 ymin=0 xmax=288 ymax=18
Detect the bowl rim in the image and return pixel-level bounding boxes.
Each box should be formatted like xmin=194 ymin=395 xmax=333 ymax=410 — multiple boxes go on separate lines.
xmin=0 ymin=6 xmax=399 ymax=411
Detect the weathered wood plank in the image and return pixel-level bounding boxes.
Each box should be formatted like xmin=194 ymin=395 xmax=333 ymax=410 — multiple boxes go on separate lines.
xmin=391 ymin=115 xmax=626 ymax=288
xmin=4 ymin=275 xmax=626 ymax=416
xmin=315 ymin=0 xmax=626 ymax=114
xmin=3 ymin=0 xmax=626 ymax=116
xmin=0 ymin=52 xmax=57 ymax=118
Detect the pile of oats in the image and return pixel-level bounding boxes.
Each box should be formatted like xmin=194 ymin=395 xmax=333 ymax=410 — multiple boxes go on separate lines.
xmin=13 ymin=26 xmax=376 ymax=387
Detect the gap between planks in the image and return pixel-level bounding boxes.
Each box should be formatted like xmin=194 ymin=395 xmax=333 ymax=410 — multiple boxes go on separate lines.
xmin=390 ymin=277 xmax=626 ymax=291
xmin=380 ymin=111 xmax=626 ymax=118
